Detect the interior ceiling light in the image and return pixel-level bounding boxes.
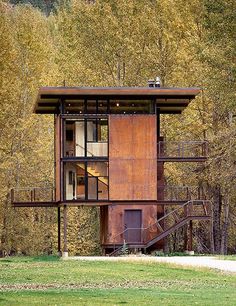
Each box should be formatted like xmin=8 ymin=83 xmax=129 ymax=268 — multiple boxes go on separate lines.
xmin=116 ymin=102 xmax=119 ymax=107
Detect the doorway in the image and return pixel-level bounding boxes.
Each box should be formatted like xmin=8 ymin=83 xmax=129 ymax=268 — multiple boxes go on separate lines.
xmin=124 ymin=210 xmax=142 ymax=243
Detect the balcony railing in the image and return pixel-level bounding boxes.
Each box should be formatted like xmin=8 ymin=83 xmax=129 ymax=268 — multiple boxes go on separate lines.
xmin=157 ymin=185 xmax=207 ymax=203
xmin=11 ymin=187 xmax=55 ymax=205
xmin=158 ymin=141 xmax=208 ymax=161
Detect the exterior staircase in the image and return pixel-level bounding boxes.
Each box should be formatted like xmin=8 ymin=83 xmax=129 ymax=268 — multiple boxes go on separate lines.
xmin=78 ymin=163 xmax=108 ymax=185
xmin=109 ymin=200 xmax=211 ymax=256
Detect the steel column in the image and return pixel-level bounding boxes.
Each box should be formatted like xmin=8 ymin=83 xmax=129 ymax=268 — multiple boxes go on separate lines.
xmin=57 ymin=207 xmax=61 ymax=255
xmin=63 ymin=205 xmax=68 ymax=254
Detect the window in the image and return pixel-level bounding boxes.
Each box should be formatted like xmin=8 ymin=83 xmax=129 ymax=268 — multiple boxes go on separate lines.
xmin=64 ymin=119 xmax=108 ymax=157
xmin=87 ymin=162 xmax=108 ymax=200
xmin=63 ymin=99 xmax=154 ymax=115
xmin=110 ymin=99 xmax=153 ymax=114
xmin=68 ymin=171 xmax=74 ymax=185
xmin=64 ymin=163 xmax=85 ymax=200
xmin=87 ymin=119 xmax=108 ymax=157
xmin=66 ymin=130 xmax=73 ymax=142
xmin=64 ymin=162 xmax=108 ymax=201
xmin=64 ymin=100 xmax=84 ymax=114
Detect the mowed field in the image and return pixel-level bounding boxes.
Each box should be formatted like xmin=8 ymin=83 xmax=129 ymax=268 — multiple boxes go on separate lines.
xmin=0 ymin=256 xmax=235 ymax=306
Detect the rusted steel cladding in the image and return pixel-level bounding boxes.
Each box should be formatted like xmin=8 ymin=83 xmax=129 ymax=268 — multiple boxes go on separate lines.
xmin=106 ymin=204 xmax=158 ymax=244
xmin=100 ymin=206 xmax=108 ymax=244
xmin=55 ymin=115 xmax=61 ymax=201
xmin=109 ymin=115 xmax=157 ymax=200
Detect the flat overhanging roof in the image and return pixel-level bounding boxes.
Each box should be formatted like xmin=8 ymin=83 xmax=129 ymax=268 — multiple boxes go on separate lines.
xmin=35 ymin=86 xmax=201 ymax=114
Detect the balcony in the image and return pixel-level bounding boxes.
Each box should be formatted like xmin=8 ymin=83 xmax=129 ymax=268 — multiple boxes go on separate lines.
xmin=11 ymin=187 xmax=57 ymax=207
xmin=157 ymin=185 xmax=207 ymax=204
xmin=158 ymin=141 xmax=208 ymax=162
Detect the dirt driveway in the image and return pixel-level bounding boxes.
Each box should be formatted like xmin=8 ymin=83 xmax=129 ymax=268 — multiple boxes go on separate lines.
xmin=66 ymin=256 xmax=236 ymax=273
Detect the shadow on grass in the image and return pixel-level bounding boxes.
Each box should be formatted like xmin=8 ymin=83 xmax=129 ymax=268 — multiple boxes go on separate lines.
xmin=0 ymin=255 xmax=60 ymax=263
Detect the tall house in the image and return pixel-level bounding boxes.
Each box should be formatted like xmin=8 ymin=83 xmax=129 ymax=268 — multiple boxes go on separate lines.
xmin=12 ymin=85 xmax=211 ymax=256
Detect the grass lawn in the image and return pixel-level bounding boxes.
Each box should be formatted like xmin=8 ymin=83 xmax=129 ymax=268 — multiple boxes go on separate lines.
xmin=0 ymin=256 xmax=235 ymax=305
xmin=217 ymin=255 xmax=236 ymax=261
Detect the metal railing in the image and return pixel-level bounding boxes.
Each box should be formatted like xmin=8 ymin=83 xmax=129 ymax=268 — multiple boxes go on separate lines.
xmin=110 ymin=200 xmax=211 ymax=248
xmin=65 ymin=142 xmax=108 ymax=157
xmin=157 ymin=185 xmax=207 ymax=202
xmin=158 ymin=141 xmax=208 ymax=159
xmin=11 ymin=186 xmax=55 ymax=203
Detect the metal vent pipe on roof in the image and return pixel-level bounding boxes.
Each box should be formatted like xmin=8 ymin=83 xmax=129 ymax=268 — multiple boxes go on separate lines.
xmin=148 ymin=77 xmax=161 ymax=88
xmin=155 ymin=77 xmax=161 ymax=87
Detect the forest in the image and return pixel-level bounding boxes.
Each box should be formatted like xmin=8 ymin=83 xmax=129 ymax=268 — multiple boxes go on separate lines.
xmin=0 ymin=0 xmax=235 ymax=256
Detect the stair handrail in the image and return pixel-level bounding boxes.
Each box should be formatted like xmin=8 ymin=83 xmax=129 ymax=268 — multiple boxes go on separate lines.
xmin=79 ymin=163 xmax=108 ymax=186
xmin=110 ymin=200 xmax=211 ymax=245
xmin=75 ymin=143 xmax=95 ymax=157
xmin=76 ymin=142 xmax=108 ymax=157
xmin=145 ymin=200 xmax=211 ymax=231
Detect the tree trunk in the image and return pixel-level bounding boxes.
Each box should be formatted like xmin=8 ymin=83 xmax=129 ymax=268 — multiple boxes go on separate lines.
xmin=220 ymin=198 xmax=230 ymax=255
xmin=212 ymin=185 xmax=222 ymax=253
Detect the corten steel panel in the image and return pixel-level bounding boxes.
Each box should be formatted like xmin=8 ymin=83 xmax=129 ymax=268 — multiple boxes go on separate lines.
xmin=132 ymin=117 xmax=157 ymax=159
xmin=132 ymin=159 xmax=157 ymax=199
xmin=109 ymin=160 xmax=133 ymax=200
xmin=55 ymin=115 xmax=61 ymax=201
xmin=100 ymin=206 xmax=108 ymax=244
xmin=109 ymin=115 xmax=157 ymax=200
xmin=109 ymin=116 xmax=133 ymax=158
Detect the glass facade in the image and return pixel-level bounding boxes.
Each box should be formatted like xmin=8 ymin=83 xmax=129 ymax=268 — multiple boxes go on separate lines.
xmin=64 ymin=162 xmax=108 ymax=201
xmin=62 ymin=97 xmax=154 ymax=202
xmin=64 ymin=119 xmax=108 ymax=158
xmin=63 ymin=99 xmax=154 ymax=115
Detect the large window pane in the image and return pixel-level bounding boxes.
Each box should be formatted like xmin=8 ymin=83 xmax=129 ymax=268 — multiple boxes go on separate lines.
xmin=64 ymin=119 xmax=108 ymax=157
xmin=87 ymin=162 xmax=108 ymax=200
xmin=75 ymin=121 xmax=85 ymax=156
xmin=88 ymin=177 xmax=97 ymax=200
xmin=64 ymin=162 xmax=108 ymax=201
xmin=87 ymin=162 xmax=108 ymax=177
xmin=87 ymin=119 xmax=108 ymax=157
xmin=65 ymin=121 xmax=75 ymax=157
xmin=98 ymin=179 xmax=108 ymax=200
xmin=64 ymin=120 xmax=85 ymax=157
xmin=64 ymin=162 xmax=85 ymax=200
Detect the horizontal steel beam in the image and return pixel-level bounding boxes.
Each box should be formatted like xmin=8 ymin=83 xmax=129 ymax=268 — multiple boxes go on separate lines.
xmin=12 ymin=202 xmax=59 ymax=207
xmin=158 ymin=157 xmax=207 ymax=162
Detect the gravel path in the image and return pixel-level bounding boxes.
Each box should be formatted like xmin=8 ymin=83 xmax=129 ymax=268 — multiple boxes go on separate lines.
xmin=65 ymin=256 xmax=236 ymax=273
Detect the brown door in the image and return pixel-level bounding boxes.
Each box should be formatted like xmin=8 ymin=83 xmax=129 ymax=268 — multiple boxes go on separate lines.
xmin=124 ymin=210 xmax=142 ymax=243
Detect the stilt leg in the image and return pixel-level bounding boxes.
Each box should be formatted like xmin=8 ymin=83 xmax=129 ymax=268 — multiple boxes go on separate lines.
xmin=63 ymin=205 xmax=68 ymax=258
xmin=57 ymin=206 xmax=61 ymax=256
xmin=188 ymin=220 xmax=193 ymax=252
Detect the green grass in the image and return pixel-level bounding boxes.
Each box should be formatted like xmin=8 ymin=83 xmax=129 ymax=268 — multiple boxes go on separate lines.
xmin=0 ymin=256 xmax=235 ymax=305
xmin=217 ymin=255 xmax=236 ymax=261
